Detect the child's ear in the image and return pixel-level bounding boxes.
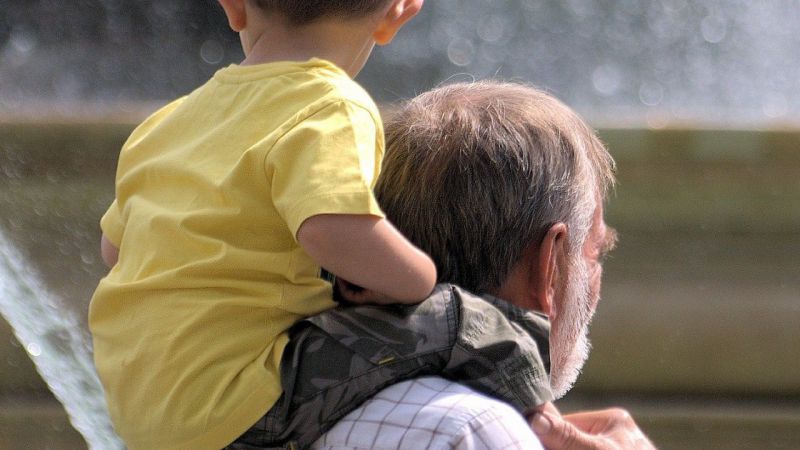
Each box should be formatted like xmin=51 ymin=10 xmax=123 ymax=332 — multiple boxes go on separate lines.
xmin=373 ymin=0 xmax=424 ymax=45
xmin=218 ymin=0 xmax=248 ymax=32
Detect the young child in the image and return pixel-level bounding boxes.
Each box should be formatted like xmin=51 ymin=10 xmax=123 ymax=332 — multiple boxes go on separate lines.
xmin=90 ymin=1 xmax=437 ymax=449
xmin=92 ymin=2 xmax=555 ymax=449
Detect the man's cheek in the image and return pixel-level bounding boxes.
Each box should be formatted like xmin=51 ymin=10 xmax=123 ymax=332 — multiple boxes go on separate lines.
xmin=589 ymin=265 xmax=602 ymax=309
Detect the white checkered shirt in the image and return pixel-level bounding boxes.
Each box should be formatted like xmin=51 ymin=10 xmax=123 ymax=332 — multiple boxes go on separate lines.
xmin=311 ymin=376 xmax=544 ymax=450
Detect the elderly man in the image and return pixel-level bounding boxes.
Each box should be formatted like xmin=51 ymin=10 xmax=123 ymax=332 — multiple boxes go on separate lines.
xmin=310 ymin=80 xmax=652 ymax=450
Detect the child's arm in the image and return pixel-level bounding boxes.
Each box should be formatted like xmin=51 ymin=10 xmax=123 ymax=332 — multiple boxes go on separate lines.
xmin=100 ymin=234 xmax=120 ymax=268
xmin=297 ymin=214 xmax=436 ymax=304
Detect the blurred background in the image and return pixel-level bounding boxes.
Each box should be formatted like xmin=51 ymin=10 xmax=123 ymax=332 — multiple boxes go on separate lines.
xmin=1 ymin=0 xmax=798 ymax=448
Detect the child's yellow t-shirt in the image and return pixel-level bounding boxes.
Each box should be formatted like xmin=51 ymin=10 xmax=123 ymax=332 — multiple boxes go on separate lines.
xmin=89 ymin=59 xmax=385 ymax=450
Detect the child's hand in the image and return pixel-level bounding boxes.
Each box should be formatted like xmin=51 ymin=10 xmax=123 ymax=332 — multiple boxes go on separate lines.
xmin=335 ymin=278 xmax=393 ymax=305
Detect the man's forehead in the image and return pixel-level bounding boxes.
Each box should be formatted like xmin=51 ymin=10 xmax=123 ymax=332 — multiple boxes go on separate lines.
xmin=590 ymin=201 xmax=614 ymax=240
xmin=592 ymin=201 xmax=617 ymax=254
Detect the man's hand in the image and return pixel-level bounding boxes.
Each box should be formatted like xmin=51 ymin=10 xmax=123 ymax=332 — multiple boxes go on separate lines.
xmin=530 ymin=406 xmax=655 ymax=450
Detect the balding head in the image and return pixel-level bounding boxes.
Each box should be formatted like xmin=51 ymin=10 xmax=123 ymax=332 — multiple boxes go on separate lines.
xmin=376 ymin=81 xmax=615 ymax=295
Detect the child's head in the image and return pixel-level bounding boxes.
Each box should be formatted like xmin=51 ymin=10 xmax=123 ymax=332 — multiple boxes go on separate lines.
xmin=250 ymin=0 xmax=395 ymax=26
xmin=220 ymin=0 xmax=422 ymax=75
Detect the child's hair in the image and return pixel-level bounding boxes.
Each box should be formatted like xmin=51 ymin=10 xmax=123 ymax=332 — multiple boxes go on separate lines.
xmin=251 ymin=0 xmax=393 ymax=25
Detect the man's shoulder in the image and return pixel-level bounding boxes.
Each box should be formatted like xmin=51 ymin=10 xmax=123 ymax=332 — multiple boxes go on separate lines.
xmin=312 ymin=377 xmax=543 ymax=450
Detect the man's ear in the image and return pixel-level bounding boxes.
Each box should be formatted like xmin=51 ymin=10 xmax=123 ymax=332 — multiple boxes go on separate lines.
xmin=373 ymin=0 xmax=423 ymax=45
xmin=535 ymin=223 xmax=568 ymax=317
xmin=218 ymin=0 xmax=247 ymax=32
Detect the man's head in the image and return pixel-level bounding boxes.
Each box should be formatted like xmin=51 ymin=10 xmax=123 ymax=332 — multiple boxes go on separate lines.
xmin=377 ymin=81 xmax=616 ymax=398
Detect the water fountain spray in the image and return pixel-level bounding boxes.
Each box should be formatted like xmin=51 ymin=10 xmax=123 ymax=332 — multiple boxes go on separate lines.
xmin=0 ymin=230 xmax=123 ymax=449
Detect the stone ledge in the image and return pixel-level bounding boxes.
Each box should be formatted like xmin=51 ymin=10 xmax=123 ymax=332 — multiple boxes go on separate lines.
xmin=0 ymin=398 xmax=87 ymax=450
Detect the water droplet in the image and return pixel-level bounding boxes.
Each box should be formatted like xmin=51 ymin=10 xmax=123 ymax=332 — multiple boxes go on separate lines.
xmin=26 ymin=342 xmax=42 ymax=357
xmin=9 ymin=27 xmax=37 ymax=54
xmin=33 ymin=204 xmax=47 ymax=217
xmin=447 ymin=38 xmax=475 ymax=67
xmin=57 ymin=241 xmax=72 ymax=256
xmin=592 ymin=64 xmax=621 ymax=96
xmin=477 ymin=16 xmax=507 ymax=43
xmin=200 ymin=39 xmax=224 ymax=65
xmin=701 ymin=15 xmax=727 ymax=44
xmin=639 ymin=81 xmax=664 ymax=106
xmin=80 ymin=251 xmax=95 ymax=265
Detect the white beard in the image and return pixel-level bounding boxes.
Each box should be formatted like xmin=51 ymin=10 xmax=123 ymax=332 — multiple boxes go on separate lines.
xmin=549 ymin=250 xmax=596 ymax=399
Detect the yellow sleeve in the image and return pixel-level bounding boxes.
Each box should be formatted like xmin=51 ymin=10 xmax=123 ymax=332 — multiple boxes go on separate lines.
xmin=99 ymin=199 xmax=124 ymax=247
xmin=267 ymin=101 xmax=385 ymax=238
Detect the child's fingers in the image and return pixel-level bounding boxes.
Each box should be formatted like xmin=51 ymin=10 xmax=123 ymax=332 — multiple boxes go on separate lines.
xmin=335 ymin=278 xmax=381 ymax=304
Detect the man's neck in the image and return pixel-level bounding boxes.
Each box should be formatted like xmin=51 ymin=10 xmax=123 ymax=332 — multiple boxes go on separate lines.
xmin=239 ymin=14 xmax=377 ymax=78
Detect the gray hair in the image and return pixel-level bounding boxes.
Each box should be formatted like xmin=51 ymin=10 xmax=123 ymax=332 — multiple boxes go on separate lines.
xmin=376 ymin=80 xmax=615 ymax=294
